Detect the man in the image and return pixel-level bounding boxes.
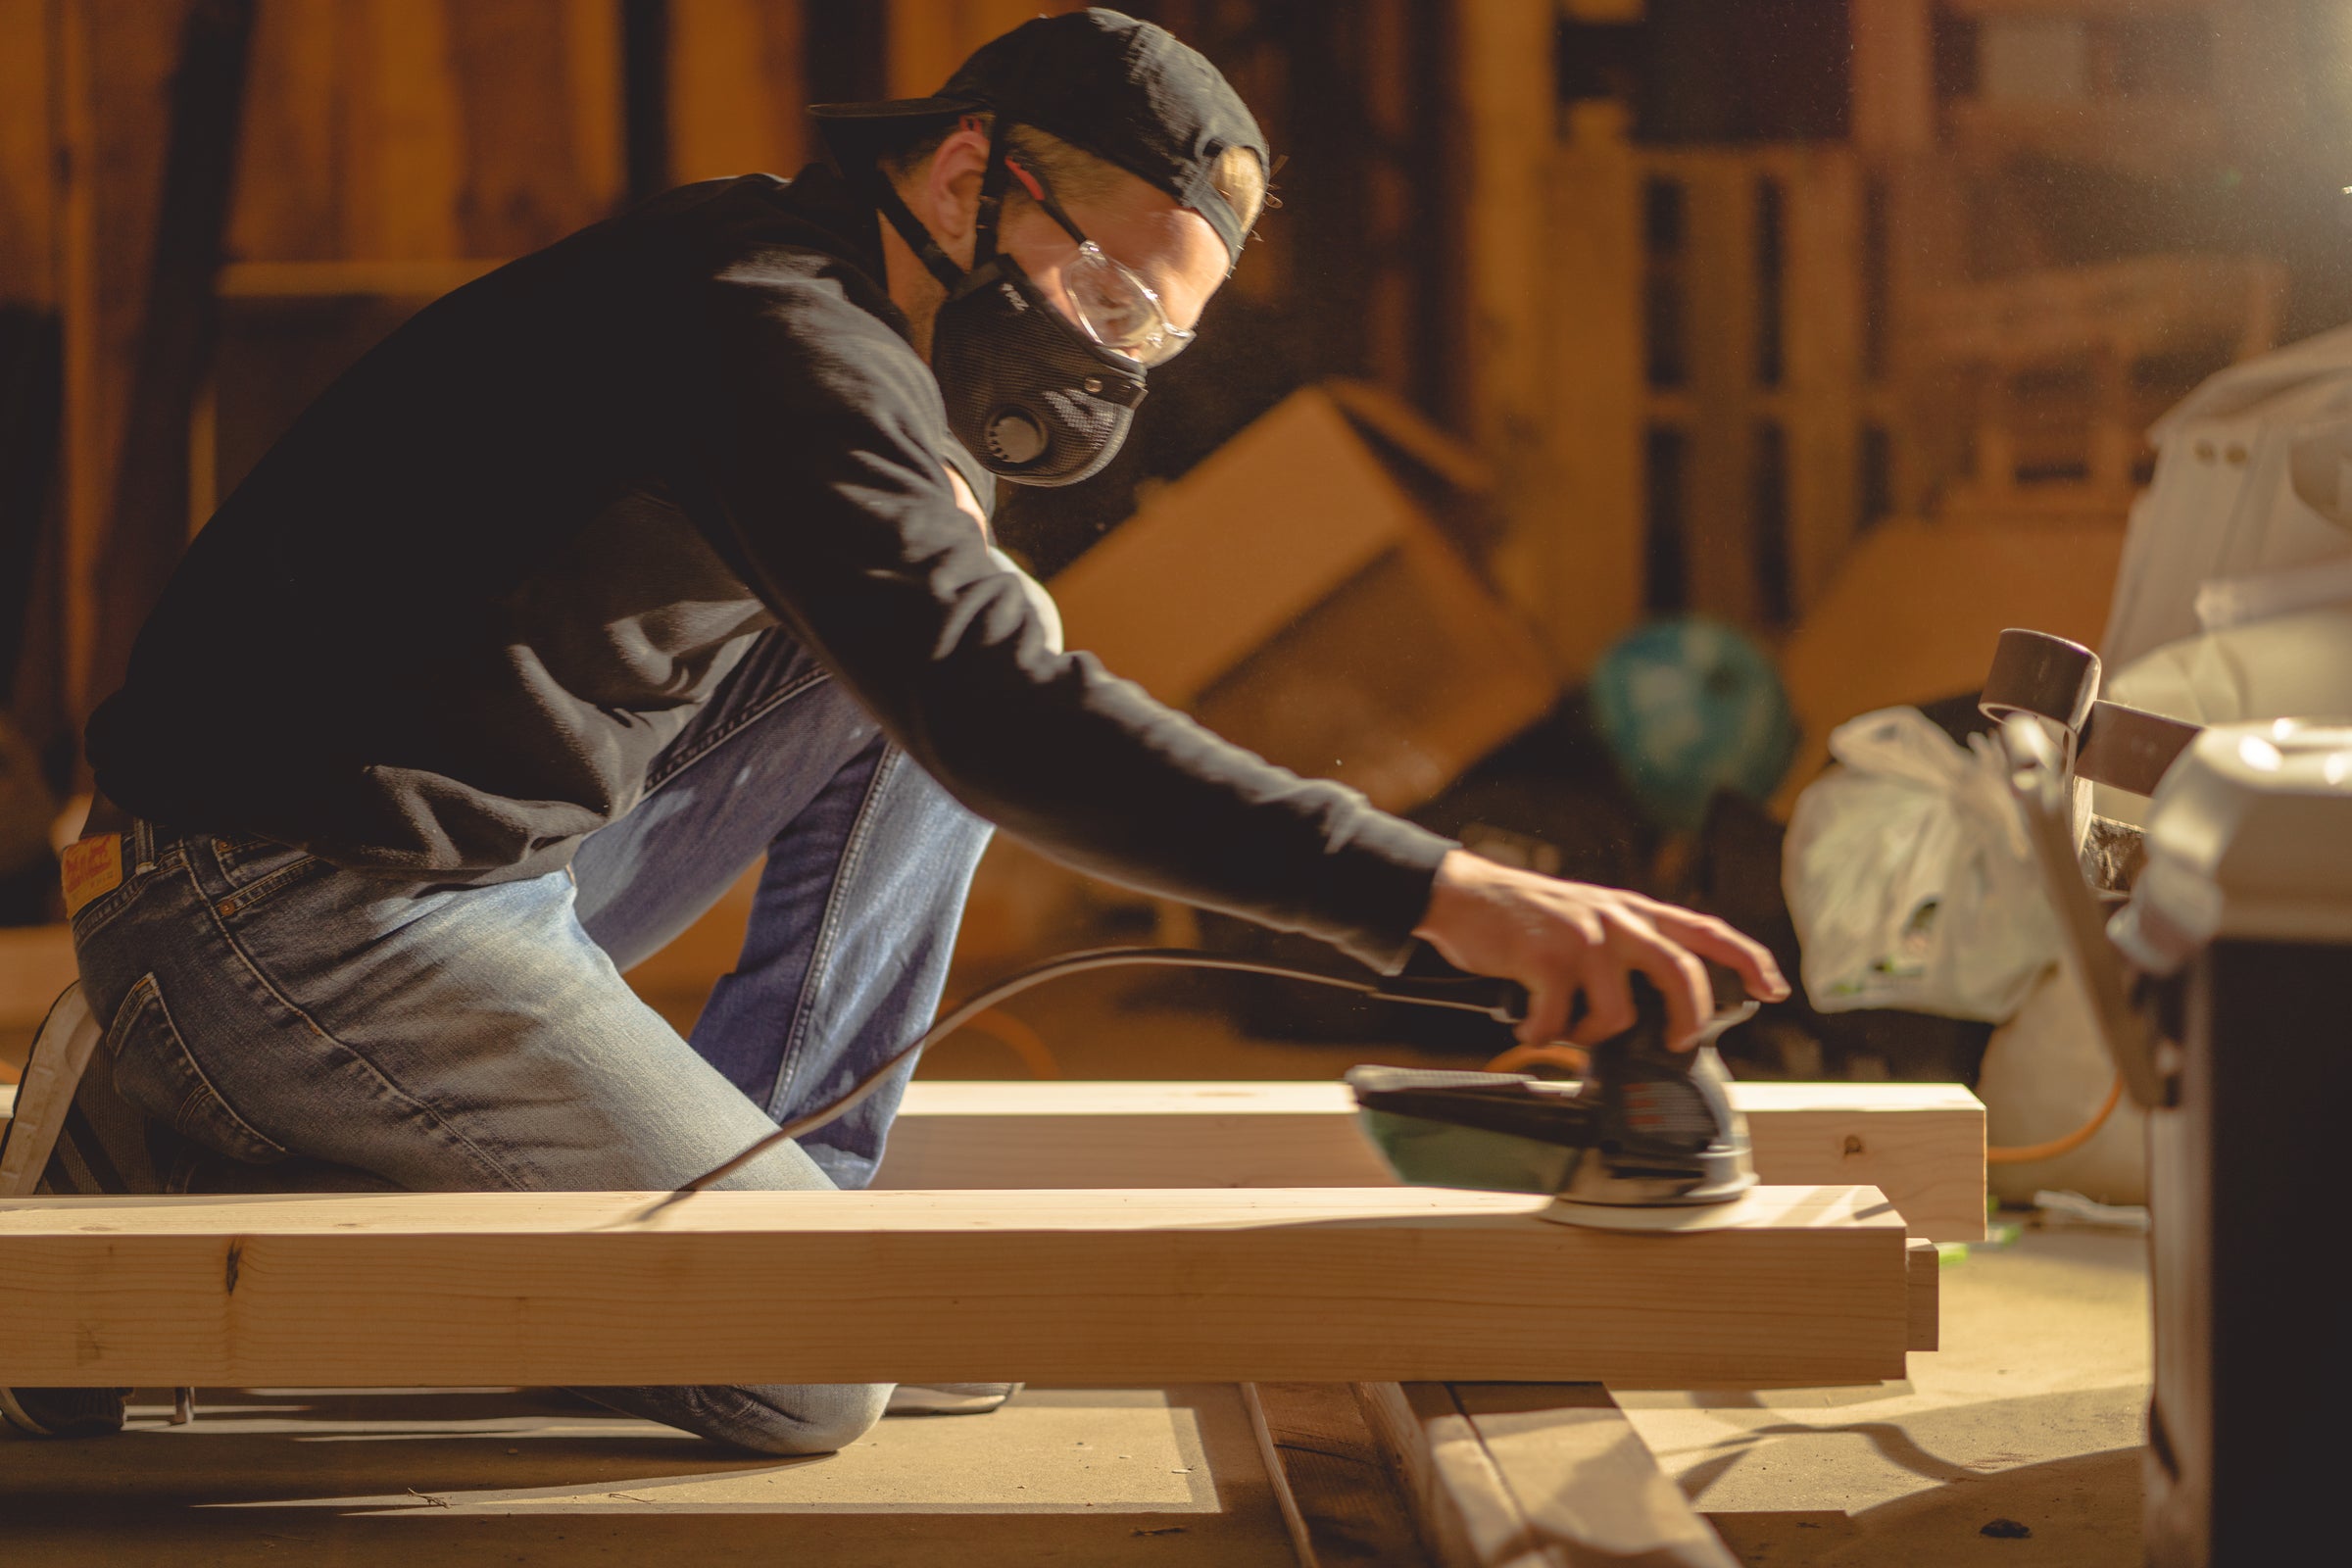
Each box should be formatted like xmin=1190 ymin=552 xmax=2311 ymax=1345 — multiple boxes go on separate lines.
xmin=7 ymin=10 xmax=1785 ymax=1450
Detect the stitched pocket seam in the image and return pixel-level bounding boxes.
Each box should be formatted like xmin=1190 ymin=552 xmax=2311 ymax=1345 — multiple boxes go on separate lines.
xmin=211 ymin=852 xmax=334 ymax=919
xmin=110 ymin=972 xmax=289 ymax=1161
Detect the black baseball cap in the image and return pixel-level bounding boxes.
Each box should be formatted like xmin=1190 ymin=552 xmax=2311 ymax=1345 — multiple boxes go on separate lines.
xmin=809 ymin=7 xmax=1267 ymax=265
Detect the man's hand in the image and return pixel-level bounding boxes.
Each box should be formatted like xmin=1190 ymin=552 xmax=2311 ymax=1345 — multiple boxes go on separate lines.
xmin=1412 ymin=849 xmax=1790 ymax=1051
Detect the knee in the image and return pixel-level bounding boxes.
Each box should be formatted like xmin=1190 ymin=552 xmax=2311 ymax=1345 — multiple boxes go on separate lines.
xmin=704 ymin=1381 xmax=890 ymax=1456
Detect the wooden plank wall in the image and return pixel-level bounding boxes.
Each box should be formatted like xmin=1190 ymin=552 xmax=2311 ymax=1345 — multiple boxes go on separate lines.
xmin=0 ymin=0 xmax=67 ymax=766
xmin=229 ymin=0 xmax=622 ymax=268
xmin=1470 ymin=18 xmax=1879 ymax=660
xmin=667 ymin=0 xmax=810 ymax=184
xmin=2 ymin=0 xmax=633 ymax=757
xmin=2 ymin=0 xmax=1130 ymax=760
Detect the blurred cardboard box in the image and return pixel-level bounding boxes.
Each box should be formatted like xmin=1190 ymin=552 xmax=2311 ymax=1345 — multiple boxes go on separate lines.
xmin=1054 ymin=384 xmax=1555 ymax=814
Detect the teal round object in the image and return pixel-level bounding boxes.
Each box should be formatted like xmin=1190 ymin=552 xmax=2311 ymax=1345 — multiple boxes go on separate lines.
xmin=1589 ymin=617 xmax=1798 ymax=832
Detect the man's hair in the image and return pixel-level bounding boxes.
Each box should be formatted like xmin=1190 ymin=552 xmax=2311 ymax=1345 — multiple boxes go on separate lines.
xmin=880 ymin=115 xmax=1266 ymax=235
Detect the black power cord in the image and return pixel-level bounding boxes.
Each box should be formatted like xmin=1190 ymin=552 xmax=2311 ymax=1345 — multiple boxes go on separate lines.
xmin=640 ymin=946 xmax=1530 ymax=1218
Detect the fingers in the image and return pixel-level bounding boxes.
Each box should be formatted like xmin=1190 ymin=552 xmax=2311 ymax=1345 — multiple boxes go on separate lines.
xmin=1610 ymin=911 xmax=1712 ymax=1049
xmin=1569 ymin=955 xmax=1636 ymax=1047
xmin=1516 ymin=976 xmax=1576 ymax=1049
xmin=1640 ymin=902 xmax=1791 ymax=1002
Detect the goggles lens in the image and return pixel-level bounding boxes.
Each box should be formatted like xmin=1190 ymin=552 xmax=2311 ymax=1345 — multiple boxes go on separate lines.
xmin=1064 ymin=243 xmax=1194 ymax=367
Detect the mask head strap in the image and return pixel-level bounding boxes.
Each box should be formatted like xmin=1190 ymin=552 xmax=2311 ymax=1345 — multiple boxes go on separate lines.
xmin=840 ymin=114 xmax=1021 ymax=295
xmin=858 ymin=172 xmax=963 ymax=292
xmin=970 ymin=114 xmax=1017 ymax=270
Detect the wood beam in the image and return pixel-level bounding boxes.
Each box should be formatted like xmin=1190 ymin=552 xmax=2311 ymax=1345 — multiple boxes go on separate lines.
xmin=1909 ymin=1237 xmax=1940 ymax=1353
xmin=1359 ymin=1381 xmax=1738 ymax=1568
xmin=1247 ymin=1381 xmax=1431 ymax=1568
xmin=0 ymin=1184 xmax=1914 ymax=1390
xmin=875 ymin=1079 xmax=1987 ymax=1242
xmin=1456 ymin=0 xmax=1575 ymax=670
xmin=0 ymin=1074 xmax=1988 ymax=1241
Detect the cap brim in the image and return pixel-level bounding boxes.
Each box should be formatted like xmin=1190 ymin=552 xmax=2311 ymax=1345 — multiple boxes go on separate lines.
xmin=808 ymin=96 xmax=982 ymax=122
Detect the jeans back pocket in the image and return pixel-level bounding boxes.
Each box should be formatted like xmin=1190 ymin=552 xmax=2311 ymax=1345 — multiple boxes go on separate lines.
xmin=105 ymin=973 xmax=288 ymax=1166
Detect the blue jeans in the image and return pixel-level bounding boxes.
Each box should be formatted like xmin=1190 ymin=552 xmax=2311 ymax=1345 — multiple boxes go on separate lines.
xmin=67 ymin=626 xmax=994 ymax=1453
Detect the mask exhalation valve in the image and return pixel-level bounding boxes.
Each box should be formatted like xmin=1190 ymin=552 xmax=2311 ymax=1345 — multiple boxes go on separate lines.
xmin=986 ymin=408 xmax=1050 ymax=466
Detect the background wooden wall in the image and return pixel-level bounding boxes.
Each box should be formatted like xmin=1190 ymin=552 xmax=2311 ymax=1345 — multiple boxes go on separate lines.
xmin=4 ymin=0 xmax=2344 ymax=804
xmin=0 ymin=0 xmax=1463 ymax=789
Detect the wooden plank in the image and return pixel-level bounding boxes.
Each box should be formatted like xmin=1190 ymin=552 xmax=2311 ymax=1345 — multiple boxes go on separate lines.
xmin=0 ymin=1073 xmax=1986 ymax=1243
xmin=1722 ymin=1081 xmax=1986 ymax=1244
xmin=667 ymin=0 xmax=808 ymax=183
xmin=1908 ymin=1237 xmax=1940 ymax=1352
xmin=344 ymin=0 xmax=463 ymax=262
xmin=225 ymin=0 xmax=342 ymax=264
xmin=1848 ymin=0 xmax=1935 ymax=159
xmin=1666 ymin=151 xmax=1762 ymax=628
xmin=1778 ymin=145 xmax=1864 ymax=618
xmin=1246 ymin=1382 xmax=1432 ymax=1568
xmin=1456 ymin=0 xmax=1567 ymax=673
xmin=1359 ymin=1381 xmax=1736 ymax=1568
xmin=216 ymin=259 xmax=505 ymax=298
xmin=444 ymin=0 xmax=622 ymax=258
xmin=875 ymin=1080 xmax=1987 ymax=1243
xmin=58 ymin=0 xmax=196 ymax=735
xmin=0 ymin=0 xmax=56 ymax=307
xmin=885 ymin=1 xmax=1085 ymax=100
xmin=1508 ymin=98 xmax=1642 ymax=675
xmin=0 ymin=1184 xmax=1913 ymax=1389
xmin=89 ymin=0 xmax=252 ymax=709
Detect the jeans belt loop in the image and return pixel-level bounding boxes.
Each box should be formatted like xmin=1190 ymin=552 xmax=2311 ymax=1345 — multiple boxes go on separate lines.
xmin=131 ymin=815 xmax=156 ymax=875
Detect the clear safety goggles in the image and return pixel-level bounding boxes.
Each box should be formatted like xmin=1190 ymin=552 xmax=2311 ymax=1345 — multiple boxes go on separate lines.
xmin=1009 ymin=158 xmax=1197 ymax=368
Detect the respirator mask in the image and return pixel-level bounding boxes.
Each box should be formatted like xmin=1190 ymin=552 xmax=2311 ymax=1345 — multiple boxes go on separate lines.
xmin=863 ymin=119 xmax=1192 ymax=487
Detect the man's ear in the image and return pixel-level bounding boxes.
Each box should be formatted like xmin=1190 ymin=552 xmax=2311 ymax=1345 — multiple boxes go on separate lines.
xmin=921 ymin=124 xmax=993 ymax=249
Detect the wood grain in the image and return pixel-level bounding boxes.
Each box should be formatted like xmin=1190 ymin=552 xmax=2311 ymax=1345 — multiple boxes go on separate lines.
xmin=1908 ymin=1236 xmax=1940 ymax=1353
xmin=876 ymin=1079 xmax=1987 ymax=1242
xmin=1247 ymin=1381 xmax=1432 ymax=1567
xmin=0 ymin=0 xmax=57 ymax=307
xmin=0 ymin=1184 xmax=1913 ymax=1390
xmin=667 ymin=0 xmax=808 ymax=183
xmin=1359 ymin=1381 xmax=1736 ymax=1568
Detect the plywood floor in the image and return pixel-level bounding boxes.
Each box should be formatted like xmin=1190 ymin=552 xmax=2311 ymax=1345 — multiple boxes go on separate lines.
xmin=1 ymin=1384 xmax=1297 ymax=1566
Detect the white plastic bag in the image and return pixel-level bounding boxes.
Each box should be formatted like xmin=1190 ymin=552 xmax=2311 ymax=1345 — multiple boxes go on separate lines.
xmin=1783 ymin=707 xmax=2059 ymax=1022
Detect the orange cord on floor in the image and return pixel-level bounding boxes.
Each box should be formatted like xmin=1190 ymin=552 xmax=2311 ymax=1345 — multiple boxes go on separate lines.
xmin=1985 ymin=1072 xmax=2125 ymax=1164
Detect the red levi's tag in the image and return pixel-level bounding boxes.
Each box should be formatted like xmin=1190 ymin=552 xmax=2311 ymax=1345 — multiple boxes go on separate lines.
xmin=60 ymin=834 xmax=122 ymax=917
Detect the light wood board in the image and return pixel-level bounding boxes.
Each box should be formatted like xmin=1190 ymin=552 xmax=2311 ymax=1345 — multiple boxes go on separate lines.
xmin=877 ymin=1080 xmax=1987 ymax=1242
xmin=1247 ymin=1381 xmax=1432 ymax=1568
xmin=1908 ymin=1237 xmax=1941 ymax=1353
xmin=1360 ymin=1381 xmax=1737 ymax=1568
xmin=0 ymin=1077 xmax=1987 ymax=1240
xmin=0 ymin=1184 xmax=1913 ymax=1390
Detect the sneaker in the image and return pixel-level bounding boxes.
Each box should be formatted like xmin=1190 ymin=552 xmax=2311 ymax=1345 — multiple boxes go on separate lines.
xmin=0 ymin=1386 xmax=126 ymax=1439
xmin=0 ymin=986 xmax=132 ymax=1439
xmin=885 ymin=1382 xmax=1023 ymax=1416
xmin=0 ymin=986 xmax=103 ymax=1198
